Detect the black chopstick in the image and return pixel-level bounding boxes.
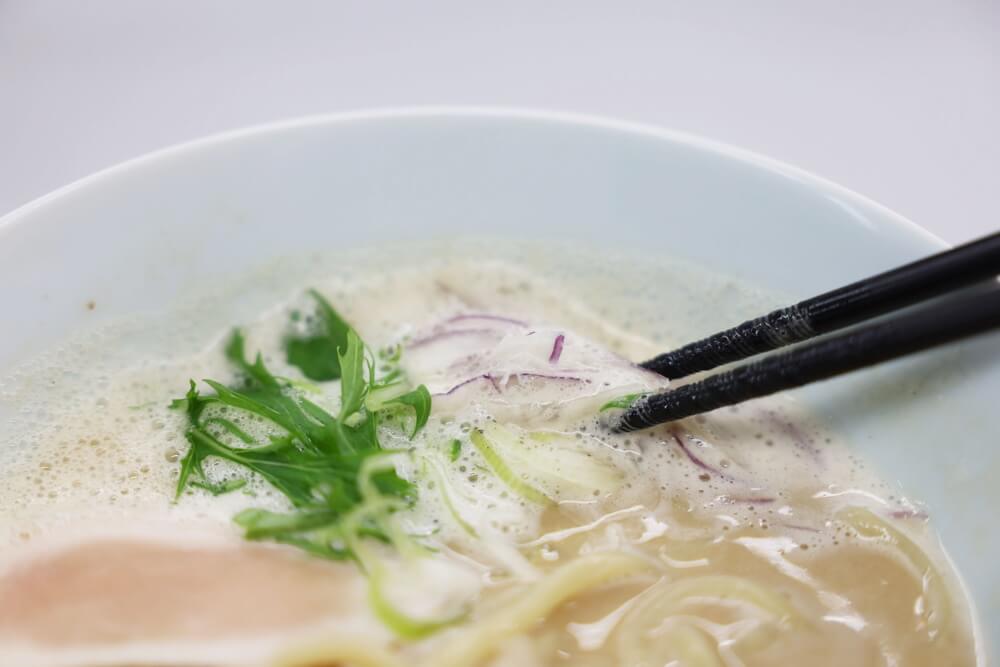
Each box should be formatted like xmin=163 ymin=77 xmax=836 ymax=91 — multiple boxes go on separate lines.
xmin=615 ymin=281 xmax=1000 ymax=432
xmin=641 ymin=231 xmax=1000 ymax=380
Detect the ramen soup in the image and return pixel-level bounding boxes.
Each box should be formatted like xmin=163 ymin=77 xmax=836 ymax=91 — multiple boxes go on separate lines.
xmin=0 ymin=256 xmax=978 ymax=667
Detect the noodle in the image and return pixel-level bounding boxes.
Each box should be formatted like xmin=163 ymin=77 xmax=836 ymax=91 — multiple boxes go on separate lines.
xmin=426 ymin=551 xmax=654 ymax=667
xmin=647 ymin=621 xmax=724 ymax=667
xmin=614 ymin=574 xmax=799 ymax=665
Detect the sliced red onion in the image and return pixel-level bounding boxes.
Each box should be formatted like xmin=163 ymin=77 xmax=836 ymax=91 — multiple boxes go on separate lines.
xmin=889 ymin=509 xmax=929 ymax=520
xmin=548 ymin=334 xmax=565 ymax=364
xmin=435 ymin=374 xmax=502 ymax=396
xmin=766 ymin=410 xmax=822 ymax=461
xmin=434 ymin=371 xmax=590 ymax=397
xmin=408 ymin=328 xmax=500 ymax=349
xmin=444 ymin=313 xmax=529 ymax=327
xmin=510 ymin=372 xmax=589 ymax=384
xmin=671 ymin=431 xmax=728 ymax=478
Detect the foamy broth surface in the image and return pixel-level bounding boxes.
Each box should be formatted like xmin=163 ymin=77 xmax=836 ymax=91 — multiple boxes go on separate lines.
xmin=0 ymin=241 xmax=978 ymax=666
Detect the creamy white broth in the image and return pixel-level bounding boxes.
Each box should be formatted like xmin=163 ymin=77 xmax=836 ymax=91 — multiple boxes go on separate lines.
xmin=0 ymin=246 xmax=977 ymax=666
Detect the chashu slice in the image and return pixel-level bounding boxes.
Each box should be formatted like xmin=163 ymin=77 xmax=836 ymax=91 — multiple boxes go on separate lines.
xmin=0 ymin=535 xmax=388 ymax=667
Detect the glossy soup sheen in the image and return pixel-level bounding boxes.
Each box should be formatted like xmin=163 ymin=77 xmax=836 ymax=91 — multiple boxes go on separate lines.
xmin=0 ymin=243 xmax=977 ymax=667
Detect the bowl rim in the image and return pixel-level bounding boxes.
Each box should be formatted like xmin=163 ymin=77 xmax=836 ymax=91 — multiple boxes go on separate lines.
xmin=0 ymin=106 xmax=947 ymax=252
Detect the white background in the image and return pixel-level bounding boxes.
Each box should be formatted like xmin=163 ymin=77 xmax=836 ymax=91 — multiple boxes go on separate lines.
xmin=2 ymin=1 xmax=996 ymax=244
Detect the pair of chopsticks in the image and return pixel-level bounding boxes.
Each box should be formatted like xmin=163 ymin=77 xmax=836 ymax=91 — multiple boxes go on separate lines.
xmin=615 ymin=231 xmax=1000 ymax=432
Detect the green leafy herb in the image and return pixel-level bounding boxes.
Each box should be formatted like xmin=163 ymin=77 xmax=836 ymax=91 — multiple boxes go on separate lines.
xmin=337 ymin=329 xmax=367 ymax=421
xmin=284 ymin=289 xmax=353 ymax=381
xmin=168 ymin=293 xmax=491 ymax=638
xmin=449 ymin=438 xmax=462 ymax=462
xmin=382 ymin=385 xmax=432 ymax=438
xmin=364 ymin=382 xmax=411 ymax=412
xmin=599 ymin=392 xmax=644 ymax=412
xmin=172 ymin=301 xmax=432 ymax=563
xmin=191 ymin=477 xmax=247 ymax=496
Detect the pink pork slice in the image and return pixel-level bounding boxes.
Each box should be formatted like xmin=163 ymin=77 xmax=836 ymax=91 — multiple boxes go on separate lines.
xmin=0 ymin=539 xmax=363 ymax=646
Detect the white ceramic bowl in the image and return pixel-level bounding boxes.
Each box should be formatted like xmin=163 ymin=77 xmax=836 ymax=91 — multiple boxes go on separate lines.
xmin=0 ymin=108 xmax=995 ymax=660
